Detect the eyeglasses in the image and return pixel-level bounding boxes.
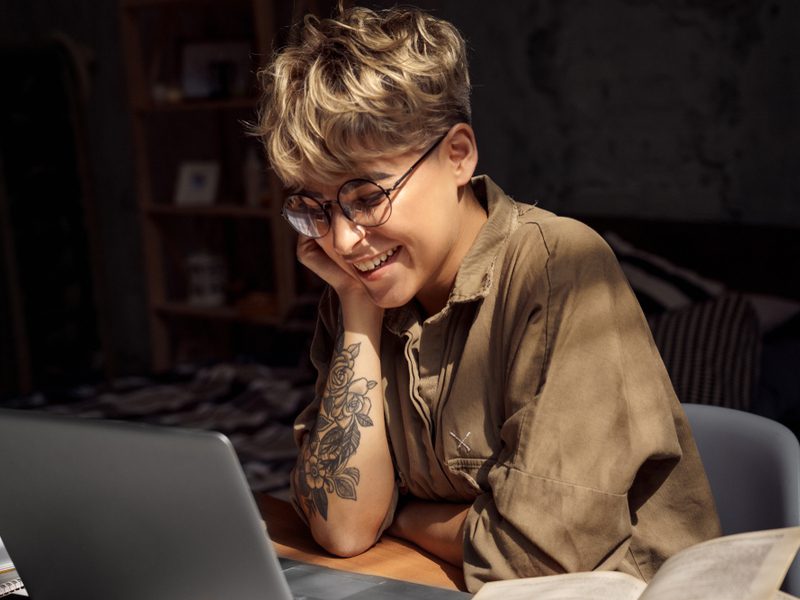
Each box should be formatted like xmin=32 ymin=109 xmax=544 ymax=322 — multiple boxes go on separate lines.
xmin=281 ymin=134 xmax=446 ymax=238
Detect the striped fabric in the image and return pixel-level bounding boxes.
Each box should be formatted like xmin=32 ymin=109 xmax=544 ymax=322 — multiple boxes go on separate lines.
xmin=7 ymin=363 xmax=312 ymax=493
xmin=648 ymin=293 xmax=761 ymax=411
xmin=603 ymin=232 xmax=725 ymax=314
xmin=601 ymin=232 xmax=762 ymax=411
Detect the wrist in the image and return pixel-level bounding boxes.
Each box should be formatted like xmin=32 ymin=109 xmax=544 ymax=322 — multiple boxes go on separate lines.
xmin=340 ymin=293 xmax=384 ymax=334
xmin=387 ymin=502 xmax=409 ymax=539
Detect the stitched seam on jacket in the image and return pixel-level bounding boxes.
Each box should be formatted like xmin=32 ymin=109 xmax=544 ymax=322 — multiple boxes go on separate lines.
xmin=503 ymin=465 xmax=628 ymax=498
xmin=534 ymin=221 xmax=553 ymax=388
xmin=627 ymin=546 xmax=647 ymax=581
xmin=403 ymin=331 xmax=432 ymax=433
xmin=511 ymin=221 xmax=552 ymax=466
xmin=447 ymin=457 xmax=496 ymax=469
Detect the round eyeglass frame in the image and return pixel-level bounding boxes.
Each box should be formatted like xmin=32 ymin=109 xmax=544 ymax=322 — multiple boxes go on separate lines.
xmin=281 ymin=133 xmax=447 ymax=238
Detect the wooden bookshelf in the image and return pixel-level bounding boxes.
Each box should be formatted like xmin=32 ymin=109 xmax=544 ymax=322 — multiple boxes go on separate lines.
xmin=154 ymin=301 xmax=283 ymax=326
xmin=144 ymin=203 xmax=275 ymax=219
xmin=120 ymin=0 xmax=308 ymax=371
xmin=132 ymin=97 xmax=259 ymax=113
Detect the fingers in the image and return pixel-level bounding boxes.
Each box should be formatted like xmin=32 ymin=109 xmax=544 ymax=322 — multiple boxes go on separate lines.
xmin=295 ymin=234 xmax=320 ymax=266
xmin=295 ymin=233 xmax=356 ymax=290
xmin=295 ymin=234 xmax=378 ymax=310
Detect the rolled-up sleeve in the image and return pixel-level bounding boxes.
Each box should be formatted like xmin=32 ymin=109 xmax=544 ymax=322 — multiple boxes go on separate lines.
xmin=463 ymin=220 xmax=686 ymax=589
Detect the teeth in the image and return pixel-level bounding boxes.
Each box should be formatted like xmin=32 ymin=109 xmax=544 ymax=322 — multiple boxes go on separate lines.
xmin=355 ymin=247 xmax=397 ymax=272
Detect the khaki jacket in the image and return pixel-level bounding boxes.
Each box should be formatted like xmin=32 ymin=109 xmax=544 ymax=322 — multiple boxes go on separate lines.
xmin=295 ymin=175 xmax=720 ymax=592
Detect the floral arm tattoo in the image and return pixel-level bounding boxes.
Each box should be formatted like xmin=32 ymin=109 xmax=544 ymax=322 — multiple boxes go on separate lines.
xmin=296 ymin=334 xmax=377 ymax=520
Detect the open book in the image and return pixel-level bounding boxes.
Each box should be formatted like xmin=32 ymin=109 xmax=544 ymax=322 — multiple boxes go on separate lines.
xmin=473 ymin=527 xmax=800 ymax=600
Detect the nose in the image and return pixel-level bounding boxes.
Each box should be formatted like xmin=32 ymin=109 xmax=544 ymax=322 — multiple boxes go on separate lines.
xmin=330 ymin=208 xmax=366 ymax=255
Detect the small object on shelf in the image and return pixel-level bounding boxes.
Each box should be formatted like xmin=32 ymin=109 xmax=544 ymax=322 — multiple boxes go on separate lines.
xmin=174 ymin=161 xmax=220 ymax=206
xmin=151 ymin=83 xmax=183 ymax=104
xmin=186 ymin=252 xmax=226 ymax=307
xmin=181 ymin=41 xmax=251 ymax=100
xmin=235 ymin=291 xmax=278 ymax=320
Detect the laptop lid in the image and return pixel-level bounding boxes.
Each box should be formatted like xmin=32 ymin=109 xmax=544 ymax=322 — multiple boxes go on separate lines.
xmin=0 ymin=408 xmax=292 ymax=600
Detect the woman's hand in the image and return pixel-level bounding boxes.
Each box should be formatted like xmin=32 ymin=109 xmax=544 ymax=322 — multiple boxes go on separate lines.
xmin=296 ymin=234 xmax=380 ymax=318
xmin=297 ymin=234 xmax=361 ymax=293
xmin=293 ymin=233 xmax=391 ymax=555
xmin=387 ymin=500 xmax=469 ymax=567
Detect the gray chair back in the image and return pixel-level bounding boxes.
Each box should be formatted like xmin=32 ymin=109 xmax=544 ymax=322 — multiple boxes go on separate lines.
xmin=683 ymin=403 xmax=800 ymax=594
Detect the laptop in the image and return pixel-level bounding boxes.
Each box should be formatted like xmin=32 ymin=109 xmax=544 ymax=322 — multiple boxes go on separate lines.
xmin=0 ymin=408 xmax=471 ymax=600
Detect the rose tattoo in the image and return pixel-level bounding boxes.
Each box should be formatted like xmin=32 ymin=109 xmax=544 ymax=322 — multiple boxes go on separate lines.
xmin=297 ymin=338 xmax=376 ymax=519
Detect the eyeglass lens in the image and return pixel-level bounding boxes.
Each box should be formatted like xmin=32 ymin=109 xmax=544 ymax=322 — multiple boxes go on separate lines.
xmin=282 ymin=195 xmax=328 ymax=238
xmin=282 ymin=133 xmax=445 ymax=238
xmin=283 ymin=179 xmax=391 ymax=238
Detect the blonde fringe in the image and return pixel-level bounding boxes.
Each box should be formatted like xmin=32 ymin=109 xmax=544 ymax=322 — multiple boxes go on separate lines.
xmin=253 ymin=6 xmax=471 ymax=190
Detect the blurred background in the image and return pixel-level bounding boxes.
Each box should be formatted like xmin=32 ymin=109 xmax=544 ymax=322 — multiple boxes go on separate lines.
xmin=0 ymin=0 xmax=797 ymax=449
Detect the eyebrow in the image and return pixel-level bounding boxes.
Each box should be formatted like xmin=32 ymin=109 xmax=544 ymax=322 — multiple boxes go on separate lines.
xmin=362 ymin=170 xmax=394 ymax=182
xmin=298 ymin=189 xmax=324 ymax=200
xmin=298 ymin=171 xmax=395 ymax=199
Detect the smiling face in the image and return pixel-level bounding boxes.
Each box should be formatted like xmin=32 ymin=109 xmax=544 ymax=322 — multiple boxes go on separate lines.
xmin=305 ymin=126 xmax=484 ymax=315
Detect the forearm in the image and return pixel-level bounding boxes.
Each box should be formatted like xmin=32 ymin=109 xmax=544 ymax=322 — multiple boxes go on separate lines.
xmin=387 ymin=499 xmax=470 ymax=567
xmin=294 ymin=302 xmax=394 ymax=556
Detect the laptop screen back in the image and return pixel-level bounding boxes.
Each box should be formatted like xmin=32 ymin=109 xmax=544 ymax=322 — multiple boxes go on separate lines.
xmin=0 ymin=408 xmax=292 ymax=600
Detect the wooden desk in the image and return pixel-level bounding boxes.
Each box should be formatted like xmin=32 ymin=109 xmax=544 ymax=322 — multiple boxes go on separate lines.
xmin=256 ymin=493 xmax=467 ymax=592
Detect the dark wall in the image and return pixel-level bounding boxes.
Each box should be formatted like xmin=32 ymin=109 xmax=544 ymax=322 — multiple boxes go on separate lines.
xmin=0 ymin=0 xmax=797 ymax=385
xmin=0 ymin=0 xmax=149 ymax=379
xmin=371 ymin=0 xmax=800 ymax=225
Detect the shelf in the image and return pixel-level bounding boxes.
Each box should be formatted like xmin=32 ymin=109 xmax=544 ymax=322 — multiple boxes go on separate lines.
xmin=133 ymin=97 xmax=258 ymax=113
xmin=154 ymin=301 xmax=282 ymax=326
xmin=145 ymin=204 xmax=275 ymax=219
xmin=122 ymin=0 xmax=249 ymax=9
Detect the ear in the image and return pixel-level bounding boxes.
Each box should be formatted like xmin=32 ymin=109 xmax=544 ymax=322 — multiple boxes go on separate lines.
xmin=442 ymin=123 xmax=478 ymax=187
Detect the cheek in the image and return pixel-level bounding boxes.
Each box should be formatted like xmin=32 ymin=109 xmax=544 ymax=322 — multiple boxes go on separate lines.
xmin=415 ymin=201 xmax=459 ymax=250
xmin=314 ymin=238 xmax=351 ymax=271
xmin=315 ymin=238 xmax=339 ymax=261
xmin=314 ymin=238 xmax=330 ymax=254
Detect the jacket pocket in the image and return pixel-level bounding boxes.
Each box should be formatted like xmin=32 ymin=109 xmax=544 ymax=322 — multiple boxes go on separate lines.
xmin=447 ymin=457 xmax=496 ymax=495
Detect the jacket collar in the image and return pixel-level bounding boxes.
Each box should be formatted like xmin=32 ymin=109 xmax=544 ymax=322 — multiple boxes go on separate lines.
xmin=385 ymin=174 xmax=518 ymax=334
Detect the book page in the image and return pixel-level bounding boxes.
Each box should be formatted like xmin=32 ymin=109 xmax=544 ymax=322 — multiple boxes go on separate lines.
xmin=641 ymin=528 xmax=800 ymax=600
xmin=472 ymin=570 xmax=647 ymax=600
xmin=0 ymin=537 xmax=13 ymax=573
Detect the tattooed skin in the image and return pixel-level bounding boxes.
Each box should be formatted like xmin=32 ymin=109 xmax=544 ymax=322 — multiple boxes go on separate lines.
xmin=297 ymin=336 xmax=377 ymax=520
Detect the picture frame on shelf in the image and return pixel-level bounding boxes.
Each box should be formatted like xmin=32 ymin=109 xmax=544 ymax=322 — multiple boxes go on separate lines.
xmin=186 ymin=251 xmax=227 ymax=307
xmin=181 ymin=41 xmax=252 ymax=100
xmin=174 ymin=161 xmax=220 ymax=206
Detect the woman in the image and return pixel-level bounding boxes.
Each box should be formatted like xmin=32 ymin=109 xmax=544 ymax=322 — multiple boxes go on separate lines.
xmin=255 ymin=5 xmax=720 ymax=592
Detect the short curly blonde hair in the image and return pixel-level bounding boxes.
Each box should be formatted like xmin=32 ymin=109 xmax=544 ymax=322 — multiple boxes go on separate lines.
xmin=254 ymin=6 xmax=471 ymax=190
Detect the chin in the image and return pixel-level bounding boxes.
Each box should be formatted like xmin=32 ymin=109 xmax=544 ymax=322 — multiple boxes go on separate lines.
xmin=366 ymin=287 xmax=414 ymax=310
xmin=372 ymin=297 xmax=407 ymax=310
